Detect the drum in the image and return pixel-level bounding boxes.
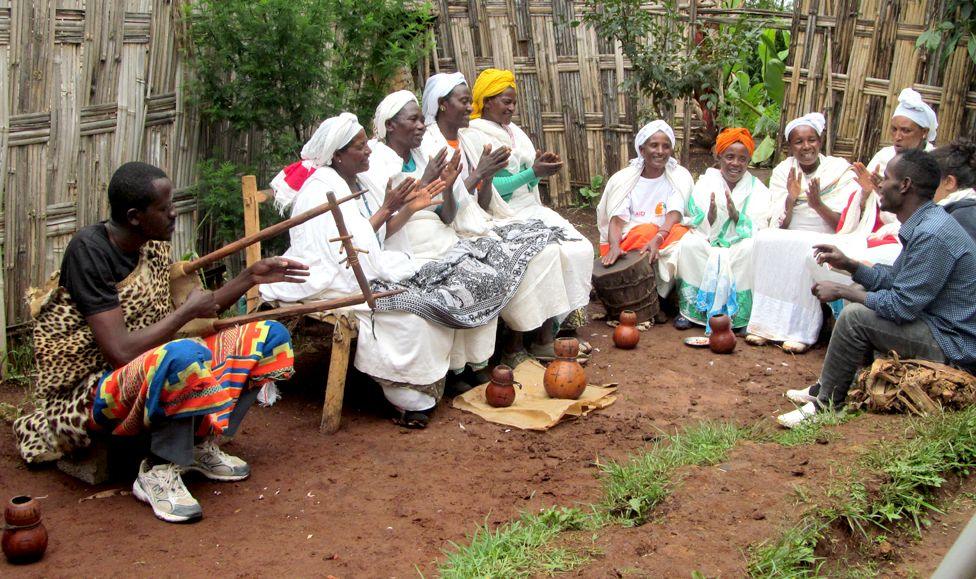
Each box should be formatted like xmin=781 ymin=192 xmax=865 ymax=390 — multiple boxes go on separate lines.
xmin=591 ymin=252 xmax=659 ymax=323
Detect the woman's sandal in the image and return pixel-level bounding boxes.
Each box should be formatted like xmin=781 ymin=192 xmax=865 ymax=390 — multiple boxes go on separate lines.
xmin=500 ymin=349 xmax=532 ymax=369
xmin=393 ymin=409 xmax=431 ymax=429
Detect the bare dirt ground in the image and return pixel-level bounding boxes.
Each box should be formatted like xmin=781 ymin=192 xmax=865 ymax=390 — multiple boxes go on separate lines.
xmin=0 ymin=207 xmax=969 ymax=577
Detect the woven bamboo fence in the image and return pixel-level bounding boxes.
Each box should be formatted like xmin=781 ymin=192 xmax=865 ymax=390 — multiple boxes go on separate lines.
xmin=783 ymin=0 xmax=976 ymax=160
xmin=432 ymin=0 xmax=976 ymax=206
xmin=3 ymin=0 xmax=974 ymax=340
xmin=0 ymin=0 xmax=199 ymax=334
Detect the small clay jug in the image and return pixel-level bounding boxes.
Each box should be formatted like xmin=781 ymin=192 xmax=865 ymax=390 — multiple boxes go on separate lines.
xmin=543 ymin=337 xmax=587 ymax=400
xmin=708 ymin=314 xmax=736 ymax=354
xmin=3 ymin=495 xmax=48 ymax=564
xmin=612 ymin=310 xmax=640 ymax=350
xmin=485 ymin=364 xmax=521 ymax=408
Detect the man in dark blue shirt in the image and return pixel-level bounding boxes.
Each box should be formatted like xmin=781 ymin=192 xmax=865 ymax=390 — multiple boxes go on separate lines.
xmin=778 ymin=149 xmax=976 ymax=428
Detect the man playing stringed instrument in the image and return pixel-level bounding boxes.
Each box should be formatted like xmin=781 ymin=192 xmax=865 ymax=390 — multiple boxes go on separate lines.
xmin=13 ymin=162 xmax=309 ymax=523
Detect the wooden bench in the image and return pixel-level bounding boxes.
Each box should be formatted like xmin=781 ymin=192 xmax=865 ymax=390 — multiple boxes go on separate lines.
xmin=242 ymin=175 xmax=356 ymax=433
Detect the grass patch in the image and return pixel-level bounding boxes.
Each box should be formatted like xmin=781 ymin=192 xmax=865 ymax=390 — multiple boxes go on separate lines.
xmin=3 ymin=334 xmax=36 ymax=387
xmin=828 ymin=406 xmax=976 ymax=536
xmin=747 ymin=515 xmax=826 ymax=578
xmin=438 ymin=507 xmax=599 ymax=578
xmin=772 ymin=410 xmax=858 ymax=447
xmin=601 ymin=421 xmax=749 ymax=526
xmin=438 ymin=421 xmax=749 ymax=575
xmin=748 ymin=407 xmax=976 ymax=577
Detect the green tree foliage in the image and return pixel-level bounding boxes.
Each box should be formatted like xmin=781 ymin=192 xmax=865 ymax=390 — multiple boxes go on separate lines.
xmin=719 ymin=28 xmax=791 ymax=164
xmin=916 ymin=0 xmax=976 ymax=67
xmin=579 ymin=0 xmax=791 ymax=164
xmin=182 ymin=0 xmax=433 ymax=251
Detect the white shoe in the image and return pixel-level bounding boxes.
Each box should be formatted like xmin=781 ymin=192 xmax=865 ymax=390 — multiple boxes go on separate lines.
xmin=782 ymin=341 xmax=811 ymax=354
xmin=786 ymin=386 xmax=818 ymax=405
xmin=132 ymin=459 xmax=203 ymax=523
xmin=184 ymin=438 xmax=251 ymax=481
xmin=744 ymin=334 xmax=768 ymax=346
xmin=776 ymin=402 xmax=818 ymax=429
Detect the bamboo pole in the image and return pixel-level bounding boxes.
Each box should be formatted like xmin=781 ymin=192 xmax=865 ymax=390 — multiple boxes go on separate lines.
xmin=682 ymin=0 xmax=698 ymax=166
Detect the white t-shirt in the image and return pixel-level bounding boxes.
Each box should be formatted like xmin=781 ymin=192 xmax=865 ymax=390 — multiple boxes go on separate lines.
xmin=611 ymin=175 xmax=683 ymax=236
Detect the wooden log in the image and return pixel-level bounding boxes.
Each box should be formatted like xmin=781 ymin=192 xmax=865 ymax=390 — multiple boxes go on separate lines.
xmin=326 ymin=191 xmax=376 ymax=308
xmin=172 ymin=189 xmax=365 ymax=278
xmin=183 ymin=289 xmax=404 ymax=337
xmin=242 ymin=175 xmax=264 ymax=312
xmin=321 ymin=314 xmax=355 ymax=433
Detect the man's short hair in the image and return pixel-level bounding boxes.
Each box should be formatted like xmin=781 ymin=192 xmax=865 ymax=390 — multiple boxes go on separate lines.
xmin=108 ymin=162 xmax=169 ymax=223
xmin=892 ymin=149 xmax=941 ymax=199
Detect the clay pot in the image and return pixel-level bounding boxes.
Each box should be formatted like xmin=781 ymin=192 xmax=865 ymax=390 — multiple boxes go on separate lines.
xmin=543 ymin=337 xmax=587 ymax=400
xmin=2 ymin=496 xmax=48 ymax=564
xmin=612 ymin=310 xmax=640 ymax=349
xmin=485 ymin=364 xmax=520 ymax=408
xmin=708 ymin=314 xmax=736 ymax=354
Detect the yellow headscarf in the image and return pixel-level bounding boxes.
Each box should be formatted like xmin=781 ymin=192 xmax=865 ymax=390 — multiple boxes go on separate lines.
xmin=470 ymin=68 xmax=516 ymax=119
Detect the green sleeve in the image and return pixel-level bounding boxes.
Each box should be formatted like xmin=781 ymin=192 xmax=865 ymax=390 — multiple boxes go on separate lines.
xmin=685 ymin=192 xmax=706 ymax=228
xmin=493 ymin=167 xmax=539 ymax=201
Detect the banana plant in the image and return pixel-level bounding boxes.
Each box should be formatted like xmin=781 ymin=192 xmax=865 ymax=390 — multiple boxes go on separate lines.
xmin=720 ymin=28 xmax=790 ymax=165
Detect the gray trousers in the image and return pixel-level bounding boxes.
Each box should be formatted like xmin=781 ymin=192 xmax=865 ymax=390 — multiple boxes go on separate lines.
xmin=149 ymin=387 xmax=261 ymax=466
xmin=810 ymin=303 xmax=945 ymax=408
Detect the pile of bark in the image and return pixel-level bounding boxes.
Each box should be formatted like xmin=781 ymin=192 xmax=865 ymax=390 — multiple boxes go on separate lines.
xmin=849 ymin=356 xmax=976 ymax=415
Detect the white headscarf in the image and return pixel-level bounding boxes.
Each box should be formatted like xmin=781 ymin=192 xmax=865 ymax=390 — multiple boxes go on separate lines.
xmin=271 ymin=113 xmax=363 ymax=212
xmin=784 ymin=112 xmax=826 ymax=139
xmin=630 ymin=120 xmax=677 ymax=169
xmin=301 ymin=112 xmax=363 ymax=167
xmin=373 ymin=90 xmax=419 ymax=141
xmin=893 ymin=88 xmax=938 ymax=142
xmin=422 ymin=72 xmax=467 ymax=126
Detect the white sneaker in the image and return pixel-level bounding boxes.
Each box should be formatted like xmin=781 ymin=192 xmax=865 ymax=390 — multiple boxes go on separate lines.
xmin=776 ymin=402 xmax=818 ymax=429
xmin=786 ymin=386 xmax=818 ymax=405
xmin=132 ymin=459 xmax=203 ymax=523
xmin=185 ymin=438 xmax=250 ymax=482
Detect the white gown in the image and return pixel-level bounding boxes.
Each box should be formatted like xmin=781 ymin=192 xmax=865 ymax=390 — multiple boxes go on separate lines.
xmin=461 ymin=118 xmax=594 ymax=315
xmin=423 ymin=123 xmax=572 ymax=331
xmin=674 ymin=168 xmax=774 ymax=328
xmin=359 ymin=139 xmax=497 ymax=372
xmin=259 ymin=166 xmax=454 ymax=410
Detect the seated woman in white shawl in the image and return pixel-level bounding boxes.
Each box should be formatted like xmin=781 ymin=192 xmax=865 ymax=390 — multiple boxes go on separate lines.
xmin=360 ymin=90 xmax=501 ymax=392
xmin=595 ymin=120 xmax=694 ymax=303
xmin=420 ymin=72 xmax=511 ymax=216
xmin=839 ymin=87 xmax=938 ymax=263
xmin=744 ymin=113 xmax=859 ymax=352
xmin=260 ymin=113 xmax=454 ymax=429
xmin=423 ymin=72 xmax=586 ymax=365
xmin=461 ymin=69 xmax=595 ymax=337
xmin=674 ymin=127 xmax=773 ymax=330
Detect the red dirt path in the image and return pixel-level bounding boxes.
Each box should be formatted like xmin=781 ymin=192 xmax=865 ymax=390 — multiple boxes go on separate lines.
xmin=0 ymin=209 xmax=968 ymax=577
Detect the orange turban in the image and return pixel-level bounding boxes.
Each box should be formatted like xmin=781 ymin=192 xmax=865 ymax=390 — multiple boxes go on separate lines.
xmin=470 ymin=68 xmax=516 ymax=119
xmin=714 ymin=127 xmax=756 ymax=156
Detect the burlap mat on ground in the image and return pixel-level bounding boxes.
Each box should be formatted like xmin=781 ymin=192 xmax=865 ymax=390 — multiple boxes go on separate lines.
xmin=452 ymin=359 xmax=617 ymax=430
xmin=849 ymin=356 xmax=976 ymax=415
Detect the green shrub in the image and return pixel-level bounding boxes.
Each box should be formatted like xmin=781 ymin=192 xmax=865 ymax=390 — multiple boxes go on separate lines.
xmin=182 ymin=0 xmax=434 ymax=252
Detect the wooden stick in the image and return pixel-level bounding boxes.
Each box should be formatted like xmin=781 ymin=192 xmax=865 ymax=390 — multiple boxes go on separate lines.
xmin=201 ymin=289 xmax=404 ymax=335
xmin=327 ymin=191 xmax=377 ymax=309
xmin=178 ymin=189 xmax=366 ymax=275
